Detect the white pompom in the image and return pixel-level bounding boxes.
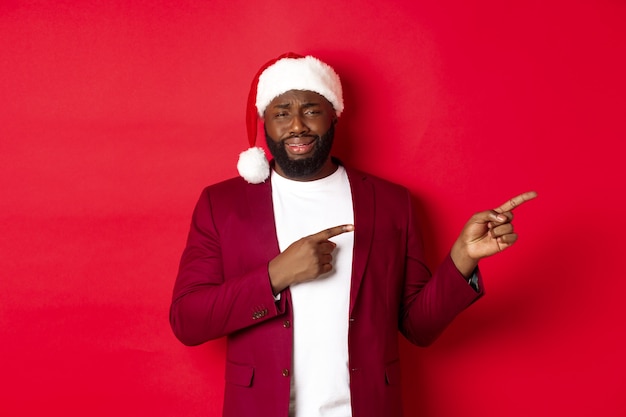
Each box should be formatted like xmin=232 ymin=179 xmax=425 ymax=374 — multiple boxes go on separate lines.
xmin=237 ymin=147 xmax=270 ymax=184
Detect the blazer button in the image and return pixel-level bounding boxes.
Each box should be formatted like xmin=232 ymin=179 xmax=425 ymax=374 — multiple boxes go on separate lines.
xmin=282 ymin=369 xmax=290 ymax=377
xmin=283 ymin=320 xmax=290 ymax=328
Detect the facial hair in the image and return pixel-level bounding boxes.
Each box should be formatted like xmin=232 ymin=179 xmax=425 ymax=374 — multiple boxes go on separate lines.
xmin=265 ymin=123 xmax=335 ymax=179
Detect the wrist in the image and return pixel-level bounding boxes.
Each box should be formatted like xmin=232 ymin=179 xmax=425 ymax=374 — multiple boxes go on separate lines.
xmin=268 ymin=259 xmax=291 ymax=295
xmin=451 ymin=241 xmax=479 ymax=278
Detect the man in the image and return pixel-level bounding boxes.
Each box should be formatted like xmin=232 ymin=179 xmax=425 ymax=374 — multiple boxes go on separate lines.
xmin=169 ymin=53 xmax=536 ymax=417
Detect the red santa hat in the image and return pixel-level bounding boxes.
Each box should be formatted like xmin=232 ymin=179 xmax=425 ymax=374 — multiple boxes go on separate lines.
xmin=237 ymin=53 xmax=344 ymax=184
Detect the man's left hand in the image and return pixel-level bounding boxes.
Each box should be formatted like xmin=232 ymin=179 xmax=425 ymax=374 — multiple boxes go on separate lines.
xmin=451 ymin=191 xmax=538 ymax=277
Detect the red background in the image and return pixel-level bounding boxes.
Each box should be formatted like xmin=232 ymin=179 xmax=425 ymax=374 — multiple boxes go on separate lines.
xmin=1 ymin=1 xmax=625 ymax=416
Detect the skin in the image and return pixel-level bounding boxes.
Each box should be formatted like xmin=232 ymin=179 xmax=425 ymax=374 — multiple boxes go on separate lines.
xmin=449 ymin=191 xmax=538 ymax=277
xmin=264 ymin=89 xmax=537 ymax=294
xmin=263 ymin=90 xmax=337 ymax=181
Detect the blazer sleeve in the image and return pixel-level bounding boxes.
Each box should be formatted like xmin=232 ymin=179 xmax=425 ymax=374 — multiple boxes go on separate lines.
xmin=169 ymin=187 xmax=287 ymax=346
xmin=399 ymin=189 xmax=484 ymax=347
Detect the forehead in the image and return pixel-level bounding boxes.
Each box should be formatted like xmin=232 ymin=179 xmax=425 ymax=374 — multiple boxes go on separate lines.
xmin=268 ymin=90 xmax=332 ymax=107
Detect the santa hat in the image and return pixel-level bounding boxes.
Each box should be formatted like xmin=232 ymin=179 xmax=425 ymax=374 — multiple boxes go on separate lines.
xmin=237 ymin=53 xmax=344 ymax=184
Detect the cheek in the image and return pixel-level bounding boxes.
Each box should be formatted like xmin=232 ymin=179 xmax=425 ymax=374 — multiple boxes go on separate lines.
xmin=313 ymin=113 xmax=334 ymax=133
xmin=263 ymin=120 xmax=285 ymax=141
xmin=317 ymin=120 xmax=332 ymax=133
xmin=263 ymin=123 xmax=280 ymax=142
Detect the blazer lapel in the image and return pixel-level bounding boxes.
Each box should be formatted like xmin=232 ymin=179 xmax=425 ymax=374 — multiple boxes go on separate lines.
xmin=244 ymin=166 xmax=373 ymax=314
xmin=346 ymin=167 xmax=374 ymax=315
xmin=245 ymin=180 xmax=281 ymax=262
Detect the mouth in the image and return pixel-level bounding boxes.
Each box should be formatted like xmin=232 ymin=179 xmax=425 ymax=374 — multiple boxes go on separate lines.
xmin=284 ymin=137 xmax=317 ymax=156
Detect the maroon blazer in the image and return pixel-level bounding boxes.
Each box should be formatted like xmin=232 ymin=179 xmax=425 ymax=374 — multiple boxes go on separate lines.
xmin=170 ymin=165 xmax=483 ymax=417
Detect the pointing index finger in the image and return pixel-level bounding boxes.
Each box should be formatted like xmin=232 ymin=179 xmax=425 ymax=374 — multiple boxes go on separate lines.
xmin=310 ymin=224 xmax=355 ymax=241
xmin=494 ymin=191 xmax=538 ymax=213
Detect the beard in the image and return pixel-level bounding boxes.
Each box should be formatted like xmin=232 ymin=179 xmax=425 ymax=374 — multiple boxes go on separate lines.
xmin=265 ymin=123 xmax=335 ymax=179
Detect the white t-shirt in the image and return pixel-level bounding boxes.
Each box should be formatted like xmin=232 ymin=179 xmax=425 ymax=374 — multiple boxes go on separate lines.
xmin=271 ymin=166 xmax=355 ymax=417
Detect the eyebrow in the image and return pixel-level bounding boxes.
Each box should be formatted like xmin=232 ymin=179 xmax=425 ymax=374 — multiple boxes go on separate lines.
xmin=271 ymin=102 xmax=321 ymax=109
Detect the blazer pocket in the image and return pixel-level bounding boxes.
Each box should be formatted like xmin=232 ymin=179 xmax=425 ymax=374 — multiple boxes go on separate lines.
xmin=225 ymin=361 xmax=255 ymax=387
xmin=385 ymin=359 xmax=401 ymax=386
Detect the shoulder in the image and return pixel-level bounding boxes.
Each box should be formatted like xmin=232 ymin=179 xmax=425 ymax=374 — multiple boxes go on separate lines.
xmin=203 ymin=175 xmax=249 ymax=193
xmin=344 ymin=165 xmax=409 ymax=196
xmin=201 ymin=175 xmax=270 ymax=197
xmin=192 ymin=176 xmax=271 ymax=217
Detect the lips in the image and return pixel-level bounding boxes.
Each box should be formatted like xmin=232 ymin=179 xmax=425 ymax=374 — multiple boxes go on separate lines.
xmin=285 ymin=137 xmax=317 ymax=155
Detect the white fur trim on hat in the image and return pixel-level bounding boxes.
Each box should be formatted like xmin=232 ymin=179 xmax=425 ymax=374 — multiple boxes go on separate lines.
xmin=255 ymin=56 xmax=343 ymax=117
xmin=237 ymin=146 xmax=270 ymax=184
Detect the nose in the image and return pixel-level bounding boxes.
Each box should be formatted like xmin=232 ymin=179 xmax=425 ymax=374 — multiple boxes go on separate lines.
xmin=289 ymin=114 xmax=309 ymax=136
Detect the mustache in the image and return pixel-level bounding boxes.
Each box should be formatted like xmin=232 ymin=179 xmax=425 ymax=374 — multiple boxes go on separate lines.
xmin=284 ymin=133 xmax=318 ymax=140
xmin=280 ymin=134 xmax=319 ymax=146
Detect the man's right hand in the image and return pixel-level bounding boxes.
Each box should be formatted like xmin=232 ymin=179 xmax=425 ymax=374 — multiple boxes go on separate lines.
xmin=268 ymin=224 xmax=355 ymax=294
